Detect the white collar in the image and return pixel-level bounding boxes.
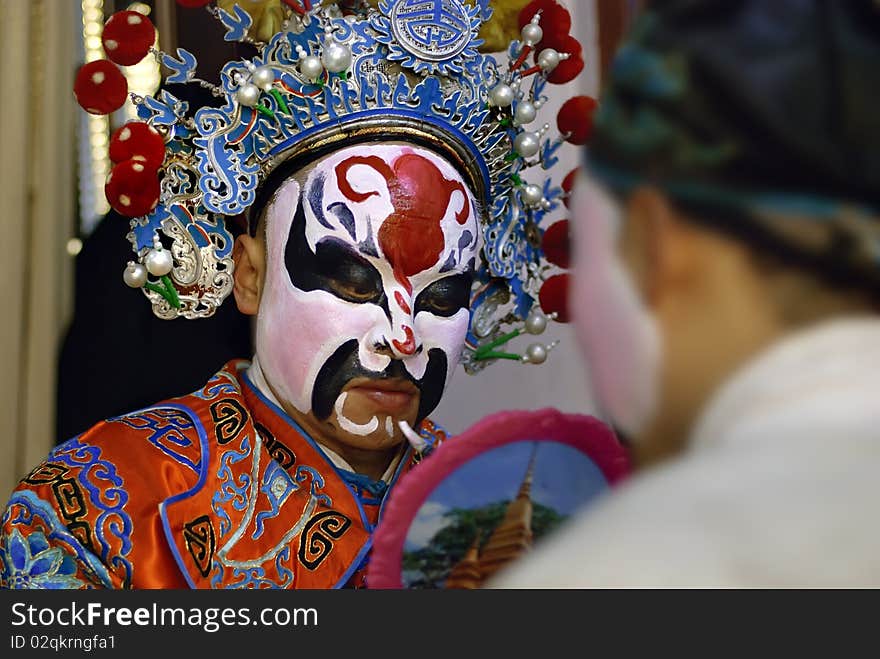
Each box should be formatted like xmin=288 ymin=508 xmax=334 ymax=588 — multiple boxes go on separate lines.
xmin=689 ymin=316 xmax=880 ymax=451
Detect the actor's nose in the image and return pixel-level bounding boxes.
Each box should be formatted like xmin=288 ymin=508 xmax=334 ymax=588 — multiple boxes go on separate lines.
xmin=368 ymin=324 xmax=424 ymax=360
xmin=390 ymin=324 xmax=421 ymax=358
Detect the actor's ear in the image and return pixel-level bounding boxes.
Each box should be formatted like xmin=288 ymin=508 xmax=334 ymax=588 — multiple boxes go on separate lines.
xmin=233 ymin=233 xmax=265 ymax=316
xmin=622 ymin=186 xmax=700 ymax=308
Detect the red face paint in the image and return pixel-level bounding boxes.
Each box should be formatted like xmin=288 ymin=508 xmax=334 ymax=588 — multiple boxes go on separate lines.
xmin=392 ymin=325 xmax=417 ymax=356
xmin=335 ymin=152 xmax=471 ymax=293
xmin=394 ymin=290 xmax=412 ymax=315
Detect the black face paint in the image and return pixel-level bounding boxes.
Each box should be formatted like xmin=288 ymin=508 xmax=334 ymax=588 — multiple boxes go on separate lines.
xmin=311 ymin=340 xmax=449 ymax=424
xmin=285 ymin=200 xmax=392 ymax=316
xmin=414 ymin=273 xmax=473 ymax=317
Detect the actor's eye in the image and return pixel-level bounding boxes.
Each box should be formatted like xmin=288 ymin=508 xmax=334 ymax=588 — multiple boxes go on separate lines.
xmin=329 ymin=277 xmax=380 ymax=303
xmin=415 ymin=273 xmax=473 ymax=317
xmin=313 ymin=238 xmax=383 ymax=304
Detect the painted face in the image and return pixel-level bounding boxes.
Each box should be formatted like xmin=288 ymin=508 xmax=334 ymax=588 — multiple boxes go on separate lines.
xmin=255 ymin=143 xmax=480 ymax=448
xmin=570 ymin=173 xmax=662 ymax=439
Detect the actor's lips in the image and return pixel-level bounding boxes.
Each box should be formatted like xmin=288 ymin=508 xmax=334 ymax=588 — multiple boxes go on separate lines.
xmin=346 ymin=378 xmax=419 ymax=413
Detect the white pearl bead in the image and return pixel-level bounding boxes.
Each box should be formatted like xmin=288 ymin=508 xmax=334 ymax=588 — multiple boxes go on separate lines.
xmin=235 ymin=83 xmax=260 ymax=107
xmin=525 ymin=343 xmax=548 ymax=364
xmin=537 ymin=48 xmax=560 ymax=72
xmin=299 ymin=55 xmax=324 ymax=80
xmin=525 ymin=310 xmax=548 ymax=335
xmin=514 ymin=101 xmax=537 ymax=125
xmin=123 ymin=262 xmax=147 ymax=288
xmin=321 ymin=39 xmax=352 ymax=73
xmin=522 ymin=184 xmax=543 ymax=207
xmin=145 ymin=248 xmax=173 ymax=277
xmin=251 ymin=66 xmax=274 ymax=90
xmin=489 ymin=83 xmax=514 ymax=107
xmin=514 ymin=131 xmax=541 ymax=158
xmin=521 ymin=23 xmax=543 ymax=47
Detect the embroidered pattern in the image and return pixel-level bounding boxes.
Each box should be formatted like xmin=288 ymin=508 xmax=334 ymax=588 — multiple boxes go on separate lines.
xmin=0 ymin=527 xmax=85 ymax=590
xmin=183 ymin=516 xmax=216 ymax=578
xmin=298 ymin=511 xmax=353 ymax=570
xmin=113 ymin=408 xmax=200 ymax=475
xmin=47 ymin=438 xmax=135 ymax=588
xmin=210 ymin=398 xmax=249 ymax=445
xmin=256 ymin=422 xmax=296 ymax=470
xmin=2 ymin=490 xmax=113 ymax=589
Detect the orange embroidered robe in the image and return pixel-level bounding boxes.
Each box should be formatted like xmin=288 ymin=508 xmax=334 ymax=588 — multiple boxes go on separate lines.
xmin=0 ymin=361 xmax=446 ymax=589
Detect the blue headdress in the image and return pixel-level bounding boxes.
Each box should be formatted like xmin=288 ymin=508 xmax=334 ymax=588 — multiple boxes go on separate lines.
xmin=82 ymin=0 xmax=587 ymax=371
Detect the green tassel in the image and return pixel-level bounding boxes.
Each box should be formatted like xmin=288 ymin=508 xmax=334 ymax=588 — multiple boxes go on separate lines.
xmin=256 ymin=103 xmax=276 ymax=120
xmin=474 ymin=328 xmax=523 ymax=360
xmin=144 ymin=275 xmax=181 ymax=309
xmin=269 ymin=88 xmax=290 ymax=115
xmin=474 ymin=351 xmax=522 ymax=362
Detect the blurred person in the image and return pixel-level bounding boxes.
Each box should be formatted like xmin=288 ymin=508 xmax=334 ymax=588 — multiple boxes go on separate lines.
xmin=495 ymin=0 xmax=880 ymax=586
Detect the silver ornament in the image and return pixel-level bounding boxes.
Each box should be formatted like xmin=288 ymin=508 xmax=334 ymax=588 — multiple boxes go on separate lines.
xmin=251 ymin=66 xmax=274 ymax=90
xmin=123 ymin=262 xmax=147 ymax=288
xmin=537 ymin=48 xmax=561 ymax=72
xmin=521 ymin=23 xmax=543 ymax=47
xmin=525 ymin=343 xmax=548 ymax=365
xmin=514 ymin=131 xmax=540 ymax=158
xmin=321 ymin=39 xmax=352 ymax=73
xmin=145 ymin=248 xmax=173 ymax=277
xmin=525 ymin=310 xmax=548 ymax=335
xmin=235 ymin=83 xmax=260 ymax=107
xmin=299 ymin=55 xmax=324 ymax=80
xmin=522 ymin=184 xmax=543 ymax=207
xmin=514 ymin=101 xmax=537 ymax=126
xmin=489 ymin=83 xmax=514 ymax=107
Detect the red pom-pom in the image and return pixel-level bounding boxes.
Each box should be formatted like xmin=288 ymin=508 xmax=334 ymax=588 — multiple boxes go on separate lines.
xmin=542 ymin=220 xmax=571 ymax=269
xmin=102 ymin=11 xmax=155 ymax=66
xmin=546 ymin=36 xmax=584 ymax=84
xmin=557 ymin=96 xmax=599 ymax=146
xmin=562 ymin=167 xmax=579 ymax=209
xmin=518 ymin=0 xmax=571 ymax=34
xmin=74 ymin=60 xmax=128 ymax=115
xmin=105 ymin=159 xmax=161 ymax=217
xmin=518 ymin=0 xmax=571 ymax=50
xmin=110 ymin=122 xmax=165 ymax=170
xmin=175 ymin=0 xmax=213 ymax=7
xmin=539 ymin=274 xmax=571 ymax=323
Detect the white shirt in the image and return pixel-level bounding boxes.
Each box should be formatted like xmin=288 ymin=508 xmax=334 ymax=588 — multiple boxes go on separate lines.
xmin=492 ymin=317 xmax=880 ymax=587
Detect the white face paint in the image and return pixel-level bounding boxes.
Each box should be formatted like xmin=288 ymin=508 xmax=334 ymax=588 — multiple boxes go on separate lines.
xmin=334 ymin=392 xmax=379 ymax=435
xmin=570 ymin=173 xmax=662 ymax=439
xmin=255 ymin=143 xmax=481 ymax=441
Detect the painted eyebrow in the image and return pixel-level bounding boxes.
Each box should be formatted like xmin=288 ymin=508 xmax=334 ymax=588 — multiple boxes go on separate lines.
xmin=285 ymin=202 xmax=384 ymax=304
